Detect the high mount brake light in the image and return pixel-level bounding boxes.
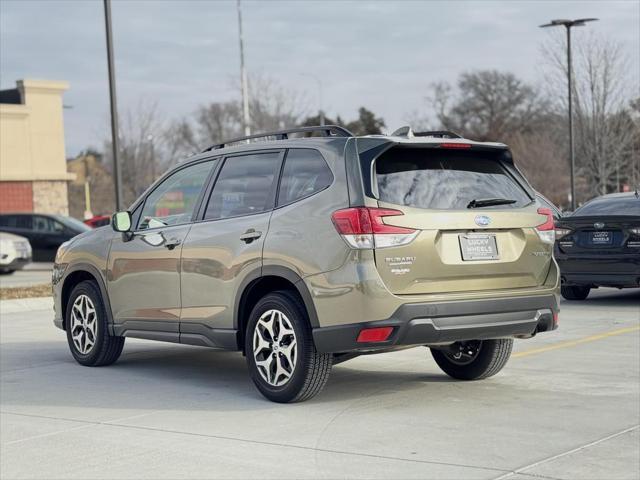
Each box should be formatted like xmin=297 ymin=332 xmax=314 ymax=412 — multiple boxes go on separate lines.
xmin=331 ymin=207 xmax=419 ymax=249
xmin=535 ymin=207 xmax=556 ymax=244
xmin=439 ymin=143 xmax=472 ymax=149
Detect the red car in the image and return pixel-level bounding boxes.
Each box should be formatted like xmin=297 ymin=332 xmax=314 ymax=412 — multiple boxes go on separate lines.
xmin=84 ymin=215 xmax=111 ymax=228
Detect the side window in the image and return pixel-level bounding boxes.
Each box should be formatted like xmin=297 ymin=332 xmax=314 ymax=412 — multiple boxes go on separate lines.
xmin=277 ymin=149 xmax=333 ymax=207
xmin=2 ymin=215 xmax=31 ymax=229
xmin=204 ymin=152 xmax=281 ymax=220
xmin=33 ymin=216 xmax=57 ymax=233
xmin=138 ymin=160 xmax=215 ymax=230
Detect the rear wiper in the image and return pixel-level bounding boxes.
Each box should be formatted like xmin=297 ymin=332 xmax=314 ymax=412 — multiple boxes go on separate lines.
xmin=467 ymin=198 xmax=517 ymax=209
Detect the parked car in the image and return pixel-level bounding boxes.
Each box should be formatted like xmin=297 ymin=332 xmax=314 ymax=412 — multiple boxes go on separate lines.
xmin=52 ymin=125 xmax=560 ymax=403
xmin=0 ymin=232 xmax=32 ymax=274
xmin=84 ymin=215 xmax=111 ymax=228
xmin=0 ymin=213 xmax=91 ymax=262
xmin=555 ymin=191 xmax=640 ymax=300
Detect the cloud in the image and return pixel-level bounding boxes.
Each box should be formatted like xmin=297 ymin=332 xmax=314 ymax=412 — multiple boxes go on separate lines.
xmin=1 ymin=0 xmax=638 ymax=156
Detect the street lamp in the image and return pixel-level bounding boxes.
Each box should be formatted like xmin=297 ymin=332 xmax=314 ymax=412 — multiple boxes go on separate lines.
xmin=237 ymin=0 xmax=251 ymax=136
xmin=104 ymin=0 xmax=123 ymax=211
xmin=299 ymin=73 xmax=324 ymax=126
xmin=540 ymin=18 xmax=598 ymax=211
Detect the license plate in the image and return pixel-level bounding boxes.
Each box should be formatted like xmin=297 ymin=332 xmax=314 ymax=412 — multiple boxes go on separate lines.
xmin=590 ymin=231 xmax=612 ymax=245
xmin=459 ymin=234 xmax=499 ymax=261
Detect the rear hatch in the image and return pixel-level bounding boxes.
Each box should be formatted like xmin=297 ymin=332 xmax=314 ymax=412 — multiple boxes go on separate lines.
xmin=366 ymin=144 xmax=553 ymax=295
xmin=557 ymin=216 xmax=640 ymax=251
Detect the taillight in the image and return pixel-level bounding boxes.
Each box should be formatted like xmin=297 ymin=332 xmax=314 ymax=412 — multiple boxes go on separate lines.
xmin=439 ymin=143 xmax=471 ymax=149
xmin=357 ymin=326 xmax=394 ymax=343
xmin=535 ymin=208 xmax=555 ymax=244
xmin=331 ymin=207 xmax=419 ymax=249
xmin=555 ymin=227 xmax=572 ymax=239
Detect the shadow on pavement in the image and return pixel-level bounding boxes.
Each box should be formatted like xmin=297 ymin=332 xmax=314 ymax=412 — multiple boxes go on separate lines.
xmin=561 ymin=287 xmax=640 ymax=307
xmin=1 ymin=341 xmax=455 ymax=411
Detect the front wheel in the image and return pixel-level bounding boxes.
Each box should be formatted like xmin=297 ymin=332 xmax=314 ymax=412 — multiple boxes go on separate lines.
xmin=65 ymin=280 xmax=125 ymax=366
xmin=430 ymin=339 xmax=513 ymax=380
xmin=245 ymin=291 xmax=332 ymax=403
xmin=561 ymin=285 xmax=590 ymax=300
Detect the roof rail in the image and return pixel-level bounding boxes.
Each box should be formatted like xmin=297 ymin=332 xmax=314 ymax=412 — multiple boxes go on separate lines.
xmin=202 ymin=125 xmax=353 ymax=152
xmin=390 ymin=126 xmax=463 ymax=139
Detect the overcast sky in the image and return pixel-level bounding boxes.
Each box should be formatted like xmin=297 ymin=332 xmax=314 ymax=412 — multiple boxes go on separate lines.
xmin=1 ymin=0 xmax=638 ymax=157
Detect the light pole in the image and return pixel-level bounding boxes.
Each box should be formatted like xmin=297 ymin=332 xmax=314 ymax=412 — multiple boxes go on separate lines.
xmin=540 ymin=18 xmax=598 ymax=210
xmin=300 ymin=73 xmax=324 ymax=126
xmin=237 ymin=0 xmax=251 ymax=136
xmin=104 ymin=0 xmax=123 ymax=211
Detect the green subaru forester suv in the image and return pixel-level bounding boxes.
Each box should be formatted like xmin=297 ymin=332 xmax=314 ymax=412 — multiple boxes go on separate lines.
xmin=52 ymin=126 xmax=559 ymax=402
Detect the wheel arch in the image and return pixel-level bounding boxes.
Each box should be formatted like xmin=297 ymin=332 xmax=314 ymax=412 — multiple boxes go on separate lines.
xmin=235 ymin=266 xmax=319 ymax=351
xmin=60 ymin=264 xmax=113 ymax=332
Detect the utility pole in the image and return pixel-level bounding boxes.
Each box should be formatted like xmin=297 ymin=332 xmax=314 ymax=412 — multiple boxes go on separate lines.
xmin=237 ymin=0 xmax=250 ymax=136
xmin=540 ymin=18 xmax=598 ymax=211
xmin=104 ymin=0 xmax=123 ymax=211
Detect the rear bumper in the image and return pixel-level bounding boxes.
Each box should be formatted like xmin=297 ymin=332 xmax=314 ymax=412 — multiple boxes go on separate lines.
xmin=313 ymin=294 xmax=559 ymax=354
xmin=556 ymin=254 xmax=640 ymax=288
xmin=561 ymin=273 xmax=640 ymax=288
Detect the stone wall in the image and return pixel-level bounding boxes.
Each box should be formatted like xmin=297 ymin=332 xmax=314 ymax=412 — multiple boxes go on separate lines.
xmin=32 ymin=180 xmax=69 ymax=215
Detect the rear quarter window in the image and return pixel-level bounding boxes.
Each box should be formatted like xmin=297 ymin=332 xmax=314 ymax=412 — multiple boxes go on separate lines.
xmin=375 ymin=148 xmax=531 ymax=210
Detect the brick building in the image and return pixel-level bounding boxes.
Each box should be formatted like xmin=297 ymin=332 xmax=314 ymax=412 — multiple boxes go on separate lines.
xmin=0 ymin=79 xmax=75 ymax=214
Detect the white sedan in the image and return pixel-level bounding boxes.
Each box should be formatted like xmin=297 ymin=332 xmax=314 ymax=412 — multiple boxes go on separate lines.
xmin=0 ymin=232 xmax=32 ymax=274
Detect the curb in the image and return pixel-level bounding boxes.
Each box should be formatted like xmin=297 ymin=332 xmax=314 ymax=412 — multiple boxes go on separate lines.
xmin=0 ymin=296 xmax=53 ymax=315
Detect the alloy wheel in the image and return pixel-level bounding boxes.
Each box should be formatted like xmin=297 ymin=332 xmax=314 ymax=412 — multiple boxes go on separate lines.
xmin=253 ymin=309 xmax=297 ymax=387
xmin=444 ymin=340 xmax=482 ymax=365
xmin=70 ymin=294 xmax=98 ymax=354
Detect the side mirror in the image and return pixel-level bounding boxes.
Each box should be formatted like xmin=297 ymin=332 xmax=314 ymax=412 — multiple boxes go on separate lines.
xmin=112 ymin=211 xmax=132 ymax=233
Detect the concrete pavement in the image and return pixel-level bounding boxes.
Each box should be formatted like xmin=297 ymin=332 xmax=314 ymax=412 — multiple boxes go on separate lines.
xmin=0 ymin=263 xmax=52 ymax=288
xmin=1 ymin=288 xmax=639 ymax=479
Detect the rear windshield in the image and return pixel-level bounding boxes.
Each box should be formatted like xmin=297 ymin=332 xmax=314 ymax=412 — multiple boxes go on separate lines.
xmin=374 ymin=148 xmax=531 ymax=210
xmin=573 ymin=195 xmax=640 ymax=216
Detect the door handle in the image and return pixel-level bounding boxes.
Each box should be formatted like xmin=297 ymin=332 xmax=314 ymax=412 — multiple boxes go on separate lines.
xmin=240 ymin=229 xmax=262 ymax=244
xmin=164 ymin=238 xmax=182 ymax=250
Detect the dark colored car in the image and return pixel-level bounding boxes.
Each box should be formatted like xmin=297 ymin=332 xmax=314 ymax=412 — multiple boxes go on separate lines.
xmin=84 ymin=215 xmax=111 ymax=228
xmin=555 ymin=192 xmax=640 ymax=300
xmin=0 ymin=213 xmax=91 ymax=261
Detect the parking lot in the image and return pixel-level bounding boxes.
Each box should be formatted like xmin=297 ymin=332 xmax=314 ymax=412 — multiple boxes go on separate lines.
xmin=1 ymin=288 xmax=638 ymax=479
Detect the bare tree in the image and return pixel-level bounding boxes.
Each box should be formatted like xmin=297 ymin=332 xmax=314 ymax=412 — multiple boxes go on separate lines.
xmin=104 ymin=101 xmax=166 ymax=207
xmin=166 ymin=76 xmax=306 ymax=158
xmin=542 ymin=34 xmax=637 ymax=199
xmin=429 ymin=70 xmax=548 ymax=141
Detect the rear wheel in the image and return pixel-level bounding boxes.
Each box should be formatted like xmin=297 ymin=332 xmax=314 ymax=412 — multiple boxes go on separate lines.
xmin=65 ymin=280 xmax=124 ymax=366
xmin=245 ymin=291 xmax=332 ymax=403
xmin=430 ymin=339 xmax=513 ymax=380
xmin=561 ymin=285 xmax=591 ymax=300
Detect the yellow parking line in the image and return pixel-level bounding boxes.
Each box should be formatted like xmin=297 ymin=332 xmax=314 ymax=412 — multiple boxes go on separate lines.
xmin=513 ymin=325 xmax=640 ymax=358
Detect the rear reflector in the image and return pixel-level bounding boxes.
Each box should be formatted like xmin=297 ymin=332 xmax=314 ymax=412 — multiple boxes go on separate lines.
xmin=553 ymin=311 xmax=559 ymax=327
xmin=439 ymin=143 xmax=471 ymax=149
xmin=357 ymin=327 xmax=394 ymax=343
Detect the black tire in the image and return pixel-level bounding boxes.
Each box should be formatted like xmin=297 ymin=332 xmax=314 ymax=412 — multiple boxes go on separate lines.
xmin=0 ymin=269 xmax=15 ymax=274
xmin=430 ymin=339 xmax=513 ymax=380
xmin=245 ymin=290 xmax=332 ymax=403
xmin=561 ymin=285 xmax=590 ymax=300
xmin=65 ymin=280 xmax=124 ymax=366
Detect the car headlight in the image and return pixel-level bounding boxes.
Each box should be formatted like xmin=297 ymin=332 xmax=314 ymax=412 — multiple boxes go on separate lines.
xmin=0 ymin=239 xmax=14 ymax=254
xmin=52 ymin=263 xmax=68 ymax=285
